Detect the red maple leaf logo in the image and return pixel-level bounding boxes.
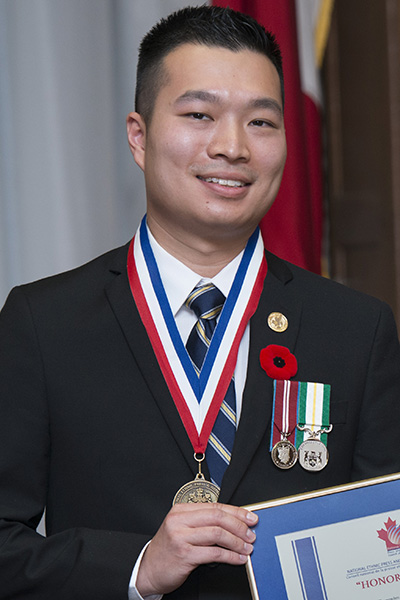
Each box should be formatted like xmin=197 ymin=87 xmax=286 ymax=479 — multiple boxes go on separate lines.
xmin=377 ymin=518 xmax=400 ymax=550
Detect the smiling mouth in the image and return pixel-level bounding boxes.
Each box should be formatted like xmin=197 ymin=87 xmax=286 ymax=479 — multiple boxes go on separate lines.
xmin=197 ymin=176 xmax=249 ymax=188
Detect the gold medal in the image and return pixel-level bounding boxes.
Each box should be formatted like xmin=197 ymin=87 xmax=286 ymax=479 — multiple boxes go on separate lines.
xmin=173 ymin=474 xmax=220 ymax=504
xmin=271 ymin=436 xmax=298 ymax=469
xmin=173 ymin=453 xmax=220 ymax=505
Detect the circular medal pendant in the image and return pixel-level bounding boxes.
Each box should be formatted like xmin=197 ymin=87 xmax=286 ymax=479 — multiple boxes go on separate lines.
xmin=271 ymin=440 xmax=298 ymax=469
xmin=173 ymin=476 xmax=220 ymax=505
xmin=298 ymin=439 xmax=329 ymax=471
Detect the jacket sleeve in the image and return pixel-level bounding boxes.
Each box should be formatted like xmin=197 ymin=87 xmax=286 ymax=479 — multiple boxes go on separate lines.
xmin=0 ymin=287 xmax=151 ymax=599
xmin=351 ymin=300 xmax=400 ymax=481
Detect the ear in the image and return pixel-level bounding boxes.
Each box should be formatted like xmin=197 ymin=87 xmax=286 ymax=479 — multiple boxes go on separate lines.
xmin=126 ymin=112 xmax=146 ymax=171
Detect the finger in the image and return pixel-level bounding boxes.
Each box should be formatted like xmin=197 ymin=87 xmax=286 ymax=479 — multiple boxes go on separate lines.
xmin=183 ymin=523 xmax=255 ymax=555
xmin=168 ymin=503 xmax=258 ymax=543
xmin=185 ymin=541 xmax=252 ymax=567
xmin=172 ymin=502 xmax=258 ymax=526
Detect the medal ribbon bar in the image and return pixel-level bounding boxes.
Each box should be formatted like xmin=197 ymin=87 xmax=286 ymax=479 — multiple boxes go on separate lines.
xmin=295 ymin=382 xmax=331 ymax=448
xmin=270 ymin=380 xmax=299 ymax=450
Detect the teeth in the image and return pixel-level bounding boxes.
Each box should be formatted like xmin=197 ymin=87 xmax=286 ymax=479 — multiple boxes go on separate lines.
xmin=201 ymin=177 xmax=246 ymax=188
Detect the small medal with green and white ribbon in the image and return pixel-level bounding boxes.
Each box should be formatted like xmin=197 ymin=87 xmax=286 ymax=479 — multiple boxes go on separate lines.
xmin=295 ymin=382 xmax=332 ymax=471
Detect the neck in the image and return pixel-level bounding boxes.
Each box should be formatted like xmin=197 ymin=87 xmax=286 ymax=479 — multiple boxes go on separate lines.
xmin=147 ymin=217 xmax=253 ymax=278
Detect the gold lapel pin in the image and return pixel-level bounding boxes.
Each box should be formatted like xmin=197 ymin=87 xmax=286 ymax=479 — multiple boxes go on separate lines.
xmin=267 ymin=312 xmax=288 ymax=333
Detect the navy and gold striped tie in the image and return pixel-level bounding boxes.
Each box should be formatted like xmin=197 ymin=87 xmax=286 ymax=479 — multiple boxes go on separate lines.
xmin=185 ymin=283 xmax=237 ymax=486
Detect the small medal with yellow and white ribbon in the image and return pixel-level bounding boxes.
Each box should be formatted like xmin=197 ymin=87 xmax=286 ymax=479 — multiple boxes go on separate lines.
xmin=295 ymin=382 xmax=332 ymax=471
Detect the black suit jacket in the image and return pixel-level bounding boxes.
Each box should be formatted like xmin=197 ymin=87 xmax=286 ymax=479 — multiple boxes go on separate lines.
xmin=0 ymin=243 xmax=399 ymax=599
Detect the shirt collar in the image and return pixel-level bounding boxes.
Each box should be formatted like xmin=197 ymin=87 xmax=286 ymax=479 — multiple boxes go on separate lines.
xmin=147 ymin=225 xmax=244 ymax=317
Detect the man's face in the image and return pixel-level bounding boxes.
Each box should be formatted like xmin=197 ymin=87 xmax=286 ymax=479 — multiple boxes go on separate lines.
xmin=127 ymin=43 xmax=287 ymax=246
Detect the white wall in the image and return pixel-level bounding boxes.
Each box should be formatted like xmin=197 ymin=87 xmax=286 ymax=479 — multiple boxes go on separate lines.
xmin=0 ymin=0 xmax=193 ymax=306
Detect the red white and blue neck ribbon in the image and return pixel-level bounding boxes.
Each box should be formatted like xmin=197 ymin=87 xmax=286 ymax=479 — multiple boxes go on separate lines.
xmin=127 ymin=216 xmax=267 ymax=453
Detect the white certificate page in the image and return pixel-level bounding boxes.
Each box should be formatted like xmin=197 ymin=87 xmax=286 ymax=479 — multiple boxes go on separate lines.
xmin=275 ymin=509 xmax=400 ymax=600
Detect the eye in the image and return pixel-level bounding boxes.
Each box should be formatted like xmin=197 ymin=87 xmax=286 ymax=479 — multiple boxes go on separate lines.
xmin=250 ymin=119 xmax=274 ymax=128
xmin=186 ymin=112 xmax=210 ymax=121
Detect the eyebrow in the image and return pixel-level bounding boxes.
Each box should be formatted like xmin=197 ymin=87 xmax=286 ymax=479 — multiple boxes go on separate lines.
xmin=248 ymin=97 xmax=283 ymax=117
xmin=174 ymin=90 xmax=221 ymax=105
xmin=174 ymin=90 xmax=283 ymax=116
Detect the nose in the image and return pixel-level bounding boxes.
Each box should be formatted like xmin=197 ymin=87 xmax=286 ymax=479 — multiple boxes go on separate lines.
xmin=207 ymin=118 xmax=250 ymax=162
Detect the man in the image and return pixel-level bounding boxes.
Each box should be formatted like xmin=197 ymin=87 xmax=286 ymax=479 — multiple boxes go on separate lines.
xmin=0 ymin=5 xmax=399 ymax=600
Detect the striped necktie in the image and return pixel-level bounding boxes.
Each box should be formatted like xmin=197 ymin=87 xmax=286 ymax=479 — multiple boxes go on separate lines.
xmin=185 ymin=283 xmax=237 ymax=487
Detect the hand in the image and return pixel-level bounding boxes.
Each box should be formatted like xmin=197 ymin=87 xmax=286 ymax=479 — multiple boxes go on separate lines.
xmin=136 ymin=502 xmax=258 ymax=597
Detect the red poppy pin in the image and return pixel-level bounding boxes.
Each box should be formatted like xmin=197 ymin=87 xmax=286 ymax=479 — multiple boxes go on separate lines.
xmin=260 ymin=344 xmax=298 ymax=380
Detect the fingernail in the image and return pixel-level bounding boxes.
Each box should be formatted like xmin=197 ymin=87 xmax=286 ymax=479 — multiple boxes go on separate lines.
xmin=246 ymin=528 xmax=256 ymax=541
xmin=239 ymin=554 xmax=248 ymax=563
xmin=246 ymin=511 xmax=258 ymax=524
xmin=243 ymin=543 xmax=253 ymax=553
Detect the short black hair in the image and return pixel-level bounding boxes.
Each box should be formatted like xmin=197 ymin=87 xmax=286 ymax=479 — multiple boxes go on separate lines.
xmin=135 ymin=5 xmax=284 ymax=123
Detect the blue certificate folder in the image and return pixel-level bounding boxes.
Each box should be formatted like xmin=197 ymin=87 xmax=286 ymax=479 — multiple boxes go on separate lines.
xmin=244 ymin=472 xmax=400 ymax=600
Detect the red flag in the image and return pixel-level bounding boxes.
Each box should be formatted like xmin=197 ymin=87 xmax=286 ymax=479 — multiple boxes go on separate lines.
xmin=213 ymin=0 xmax=324 ymax=273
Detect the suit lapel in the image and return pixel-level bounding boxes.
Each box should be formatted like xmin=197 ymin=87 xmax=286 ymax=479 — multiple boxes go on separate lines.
xmin=104 ymin=248 xmax=197 ymax=477
xmin=220 ymin=252 xmax=303 ymax=503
